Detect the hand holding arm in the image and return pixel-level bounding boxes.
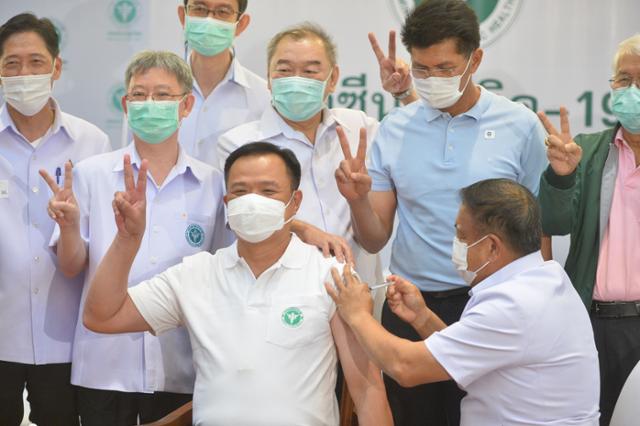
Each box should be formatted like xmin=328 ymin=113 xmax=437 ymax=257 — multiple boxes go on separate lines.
xmin=291 ymin=220 xmax=353 ymax=264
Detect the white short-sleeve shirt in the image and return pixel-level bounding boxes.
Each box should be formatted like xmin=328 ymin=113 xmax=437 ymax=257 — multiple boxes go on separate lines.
xmin=426 ymin=252 xmax=600 ymax=426
xmin=217 ymin=107 xmax=381 ymax=284
xmin=0 ymin=100 xmax=110 ymax=365
xmin=55 ymin=143 xmax=227 ymax=393
xmin=129 ymin=235 xmax=344 ymax=426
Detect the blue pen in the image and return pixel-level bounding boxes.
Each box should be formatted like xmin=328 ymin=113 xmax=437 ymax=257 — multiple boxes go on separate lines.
xmin=55 ymin=167 xmax=62 ymax=185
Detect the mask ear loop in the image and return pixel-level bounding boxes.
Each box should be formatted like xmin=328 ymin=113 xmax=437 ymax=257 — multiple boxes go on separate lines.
xmin=458 ymin=54 xmax=474 ymax=94
xmin=283 ymin=190 xmax=297 ymax=224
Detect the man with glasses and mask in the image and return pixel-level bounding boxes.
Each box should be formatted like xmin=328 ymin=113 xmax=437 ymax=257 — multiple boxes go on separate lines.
xmin=335 ymin=1 xmax=547 ymax=424
xmin=173 ymin=0 xmax=269 ymax=165
xmin=328 ymin=178 xmax=600 ymax=426
xmin=43 ymin=50 xmax=229 ymax=425
xmin=81 ymin=141 xmax=393 ymax=426
xmin=538 ymin=34 xmax=640 ymax=426
xmin=0 ymin=13 xmax=110 ymax=425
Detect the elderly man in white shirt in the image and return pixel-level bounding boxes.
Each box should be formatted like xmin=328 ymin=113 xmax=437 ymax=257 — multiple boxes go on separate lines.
xmin=82 ymin=141 xmax=393 ymax=426
xmin=328 ymin=178 xmax=601 ymax=426
xmin=42 ymin=51 xmax=229 ymax=425
xmin=218 ymin=23 xmax=415 ymax=285
xmin=0 ymin=13 xmax=110 ymax=426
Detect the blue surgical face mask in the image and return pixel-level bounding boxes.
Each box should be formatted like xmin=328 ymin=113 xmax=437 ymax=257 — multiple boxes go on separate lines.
xmin=184 ymin=15 xmax=236 ymax=57
xmin=270 ymin=72 xmax=332 ymax=122
xmin=127 ymin=100 xmax=182 ymax=144
xmin=611 ymin=84 xmax=640 ymax=135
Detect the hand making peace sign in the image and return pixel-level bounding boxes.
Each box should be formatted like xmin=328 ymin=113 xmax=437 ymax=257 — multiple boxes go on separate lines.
xmin=335 ymin=126 xmax=371 ymax=202
xmin=40 ymin=161 xmax=79 ymax=229
xmin=112 ymin=154 xmax=148 ymax=240
xmin=369 ymin=31 xmax=413 ymax=96
xmin=537 ymin=107 xmax=583 ymax=176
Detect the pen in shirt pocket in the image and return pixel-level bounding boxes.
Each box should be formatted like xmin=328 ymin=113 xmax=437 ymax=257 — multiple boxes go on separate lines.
xmin=55 ymin=167 xmax=62 ymax=185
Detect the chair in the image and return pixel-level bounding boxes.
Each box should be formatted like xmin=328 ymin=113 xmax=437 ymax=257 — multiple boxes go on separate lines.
xmin=141 ymin=401 xmax=192 ymax=426
xmin=139 ymin=382 xmax=357 ymax=426
xmin=609 ymin=360 xmax=640 ymax=426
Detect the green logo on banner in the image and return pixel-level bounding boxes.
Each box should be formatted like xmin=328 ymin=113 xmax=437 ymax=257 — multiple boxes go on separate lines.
xmin=281 ymin=307 xmax=304 ymax=328
xmin=390 ymin=0 xmax=522 ymax=47
xmin=113 ymin=0 xmax=138 ymax=25
xmin=109 ymin=85 xmax=126 ymax=113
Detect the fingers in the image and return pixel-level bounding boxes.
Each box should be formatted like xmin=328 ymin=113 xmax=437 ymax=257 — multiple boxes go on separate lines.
xmin=137 ymin=159 xmax=148 ymax=197
xmin=546 ymin=134 xmax=565 ymax=151
xmin=559 ymin=106 xmax=571 ymax=136
xmin=114 ymin=191 xmax=136 ymax=218
xmin=356 ymin=127 xmax=367 ymax=163
xmin=321 ymin=241 xmax=331 ymax=258
xmin=537 ymin=111 xmax=559 ymax=137
xmin=325 ymin=282 xmax=339 ymax=304
xmin=337 ymin=126 xmax=353 ymax=160
xmin=63 ymin=161 xmax=73 ymax=191
xmin=39 ymin=169 xmax=60 ymax=194
xmin=368 ymin=32 xmax=385 ymax=63
xmin=123 ymin=154 xmax=135 ymax=192
xmin=331 ymin=267 xmax=346 ymax=293
xmin=388 ymin=30 xmax=396 ymax=63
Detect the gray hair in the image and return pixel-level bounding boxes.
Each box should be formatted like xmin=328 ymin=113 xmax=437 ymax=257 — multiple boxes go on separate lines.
xmin=267 ymin=22 xmax=338 ymax=67
xmin=125 ymin=50 xmax=193 ymax=93
xmin=460 ymin=179 xmax=541 ymax=256
xmin=612 ymin=34 xmax=640 ymax=73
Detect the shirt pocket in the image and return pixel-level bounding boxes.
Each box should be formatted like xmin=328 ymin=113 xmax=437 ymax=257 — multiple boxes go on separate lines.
xmin=172 ymin=212 xmax=214 ymax=251
xmin=266 ymin=295 xmax=332 ymax=349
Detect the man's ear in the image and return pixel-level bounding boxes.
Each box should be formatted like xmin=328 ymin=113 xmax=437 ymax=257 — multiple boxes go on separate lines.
xmin=177 ymin=5 xmax=186 ymax=27
xmin=121 ymin=95 xmax=128 ymax=114
xmin=470 ymin=48 xmax=483 ymax=74
xmin=235 ymin=14 xmax=250 ymax=37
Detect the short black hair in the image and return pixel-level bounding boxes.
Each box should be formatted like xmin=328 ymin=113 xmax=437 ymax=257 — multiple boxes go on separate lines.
xmin=224 ymin=142 xmax=301 ymax=190
xmin=460 ymin=179 xmax=541 ymax=256
xmin=183 ymin=0 xmax=248 ymax=15
xmin=401 ymin=0 xmax=480 ymax=56
xmin=0 ymin=13 xmax=59 ymax=58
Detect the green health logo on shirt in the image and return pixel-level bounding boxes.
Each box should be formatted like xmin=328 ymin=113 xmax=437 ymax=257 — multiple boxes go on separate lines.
xmin=281 ymin=307 xmax=304 ymax=328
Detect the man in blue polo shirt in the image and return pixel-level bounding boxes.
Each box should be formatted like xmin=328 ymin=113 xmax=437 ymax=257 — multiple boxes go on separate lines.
xmin=335 ymin=1 xmax=547 ymax=425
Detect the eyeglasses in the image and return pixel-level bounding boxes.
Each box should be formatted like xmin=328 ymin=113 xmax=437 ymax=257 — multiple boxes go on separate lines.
xmin=609 ymin=75 xmax=640 ymax=89
xmin=125 ymin=92 xmax=187 ymax=102
xmin=186 ymin=4 xmax=239 ymax=21
xmin=410 ymin=58 xmax=470 ymax=80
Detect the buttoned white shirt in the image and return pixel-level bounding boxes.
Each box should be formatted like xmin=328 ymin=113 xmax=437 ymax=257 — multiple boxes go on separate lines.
xmin=218 ymin=107 xmax=381 ymax=284
xmin=0 ymin=100 xmax=110 ymax=365
xmin=52 ymin=143 xmax=227 ymax=393
xmin=129 ymin=235 xmax=343 ymax=426
xmin=179 ymin=57 xmax=270 ymax=166
xmin=426 ymin=252 xmax=600 ymax=426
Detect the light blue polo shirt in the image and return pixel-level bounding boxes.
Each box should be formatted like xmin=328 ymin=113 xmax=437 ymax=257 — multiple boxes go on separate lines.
xmin=368 ymin=87 xmax=547 ymax=291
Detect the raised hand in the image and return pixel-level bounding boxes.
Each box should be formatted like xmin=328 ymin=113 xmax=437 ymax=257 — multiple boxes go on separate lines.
xmin=112 ymin=154 xmax=148 ymax=239
xmin=538 ymin=107 xmax=583 ymax=176
xmin=386 ymin=275 xmax=428 ymax=326
xmin=369 ymin=31 xmax=412 ymax=96
xmin=325 ymin=264 xmax=373 ymax=326
xmin=40 ymin=161 xmax=79 ymax=229
xmin=335 ymin=126 xmax=371 ymax=202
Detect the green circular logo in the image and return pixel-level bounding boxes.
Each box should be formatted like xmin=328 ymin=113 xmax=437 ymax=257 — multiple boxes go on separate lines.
xmin=281 ymin=307 xmax=304 ymax=328
xmin=109 ymin=84 xmax=126 ymax=113
xmin=390 ymin=0 xmax=522 ymax=47
xmin=185 ymin=224 xmax=205 ymax=247
xmin=111 ymin=0 xmax=139 ymax=25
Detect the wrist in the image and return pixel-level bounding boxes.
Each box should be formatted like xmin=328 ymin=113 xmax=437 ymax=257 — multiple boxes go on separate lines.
xmin=392 ymin=86 xmax=413 ymax=100
xmin=411 ymin=308 xmax=433 ymax=337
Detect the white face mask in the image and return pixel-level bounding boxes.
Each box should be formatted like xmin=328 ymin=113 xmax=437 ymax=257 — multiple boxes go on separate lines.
xmin=0 ymin=61 xmax=55 ymax=116
xmin=451 ymin=235 xmax=490 ymax=285
xmin=414 ymin=56 xmax=472 ymax=109
xmin=227 ymin=192 xmax=295 ymax=243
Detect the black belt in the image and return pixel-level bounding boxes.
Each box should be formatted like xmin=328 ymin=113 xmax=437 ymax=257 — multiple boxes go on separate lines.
xmin=423 ymin=287 xmax=470 ymax=299
xmin=591 ymin=300 xmax=640 ymax=318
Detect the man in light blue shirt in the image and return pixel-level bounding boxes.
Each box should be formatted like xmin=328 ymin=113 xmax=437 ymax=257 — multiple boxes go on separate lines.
xmin=335 ymin=1 xmax=547 ymax=424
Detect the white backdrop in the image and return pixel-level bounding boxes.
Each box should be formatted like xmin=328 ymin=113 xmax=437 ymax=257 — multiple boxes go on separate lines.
xmin=1 ymin=0 xmax=639 ymax=264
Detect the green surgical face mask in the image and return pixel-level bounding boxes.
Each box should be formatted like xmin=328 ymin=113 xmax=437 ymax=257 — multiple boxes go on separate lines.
xmin=271 ymin=72 xmax=332 ymax=122
xmin=127 ymin=100 xmax=181 ymax=144
xmin=184 ymin=15 xmax=236 ymax=57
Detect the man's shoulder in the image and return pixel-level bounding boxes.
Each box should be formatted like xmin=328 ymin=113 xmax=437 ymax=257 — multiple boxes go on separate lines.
xmin=219 ymin=119 xmax=263 ymax=145
xmin=60 ymin=111 xmax=110 ymax=143
xmin=483 ymin=89 xmax=538 ymax=124
xmin=74 ymin=146 xmax=127 ymax=178
xmin=234 ymin=61 xmax=269 ymax=96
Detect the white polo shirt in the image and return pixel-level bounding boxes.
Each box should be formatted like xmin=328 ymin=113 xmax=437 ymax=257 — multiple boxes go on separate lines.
xmin=0 ymin=100 xmax=110 ymax=365
xmin=129 ymin=235 xmax=343 ymax=426
xmin=54 ymin=143 xmax=227 ymax=394
xmin=426 ymin=252 xmax=600 ymax=426
xmin=217 ymin=107 xmax=381 ymax=284
xmin=179 ymin=57 xmax=270 ymax=166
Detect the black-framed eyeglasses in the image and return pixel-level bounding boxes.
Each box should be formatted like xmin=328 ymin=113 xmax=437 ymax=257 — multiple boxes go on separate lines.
xmin=186 ymin=3 xmax=240 ymax=21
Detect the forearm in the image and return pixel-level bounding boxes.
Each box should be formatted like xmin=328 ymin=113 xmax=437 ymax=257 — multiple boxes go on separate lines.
xmin=84 ymin=234 xmax=140 ymax=327
xmin=538 ymin=167 xmax=577 ymax=236
xmin=411 ymin=308 xmax=447 ymax=340
xmin=352 ymin=381 xmax=393 ymax=426
xmin=56 ymin=225 xmax=87 ymax=277
xmin=349 ymin=197 xmax=391 ymax=253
